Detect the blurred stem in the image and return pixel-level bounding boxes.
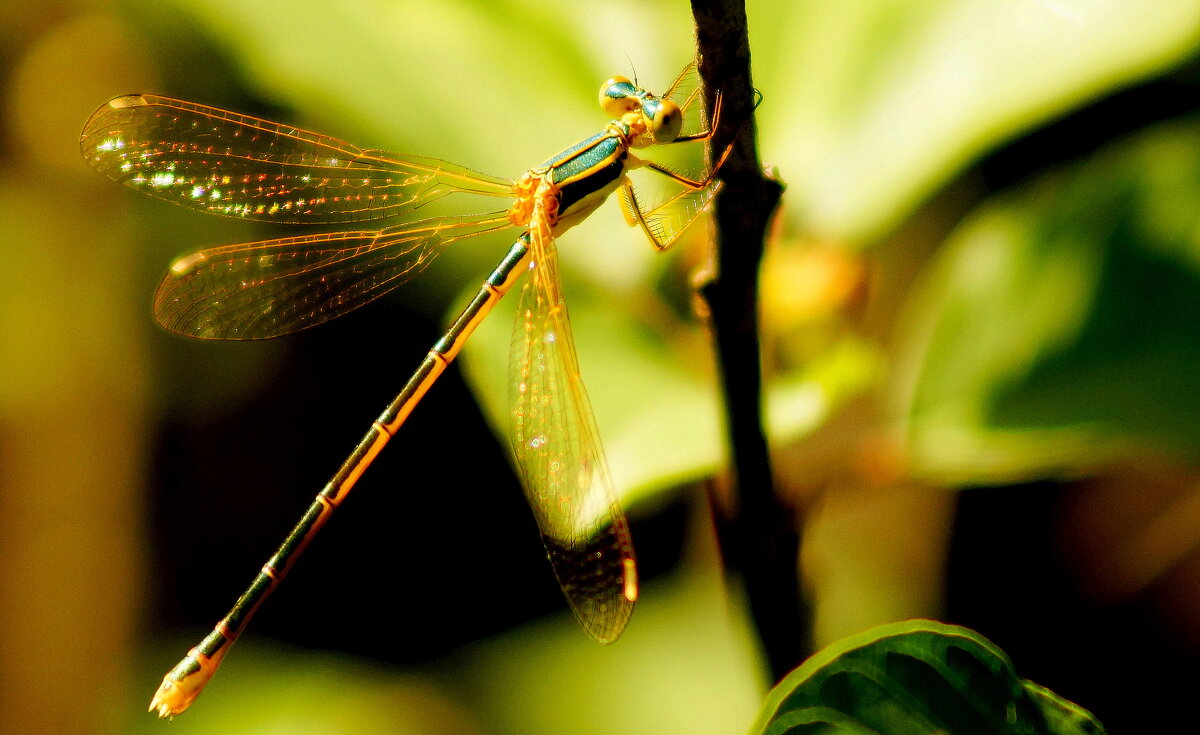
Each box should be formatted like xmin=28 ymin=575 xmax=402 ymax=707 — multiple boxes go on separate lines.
xmin=690 ymin=0 xmax=807 ymax=683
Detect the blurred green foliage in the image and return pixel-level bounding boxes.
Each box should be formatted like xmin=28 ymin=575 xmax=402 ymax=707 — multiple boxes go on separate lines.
xmin=898 ymin=117 xmax=1200 ymax=482
xmin=5 ymin=0 xmax=1200 ymax=733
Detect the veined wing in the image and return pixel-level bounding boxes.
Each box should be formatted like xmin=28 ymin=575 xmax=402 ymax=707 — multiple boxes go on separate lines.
xmin=661 ymin=62 xmax=707 ymax=136
xmin=621 ymin=62 xmax=721 ymax=246
xmin=621 ymin=177 xmax=721 ymax=250
xmin=155 ymin=212 xmax=512 ymax=340
xmin=81 ymin=95 xmax=514 ymax=225
xmin=509 ymin=216 xmax=637 ymax=643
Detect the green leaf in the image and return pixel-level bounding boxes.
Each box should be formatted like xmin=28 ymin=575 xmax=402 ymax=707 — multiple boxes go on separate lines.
xmin=750 ymin=1 xmax=1200 ymax=242
xmin=142 ymin=0 xmax=1200 ymax=246
xmin=894 ymin=116 xmax=1200 ymax=483
xmin=751 ymin=620 xmax=1106 ymax=735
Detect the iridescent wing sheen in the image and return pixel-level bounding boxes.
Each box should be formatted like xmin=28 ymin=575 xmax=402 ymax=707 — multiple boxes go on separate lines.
xmin=155 ymin=212 xmax=512 ymax=340
xmin=80 ymin=94 xmax=513 ymax=225
xmin=509 ymin=217 xmax=637 ymax=643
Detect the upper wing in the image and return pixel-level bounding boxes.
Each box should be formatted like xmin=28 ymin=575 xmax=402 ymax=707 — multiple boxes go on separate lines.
xmin=81 ymin=94 xmax=513 ymax=225
xmin=155 ymin=212 xmax=512 ymax=340
xmin=619 ymin=62 xmax=721 ymax=248
xmin=661 ymin=62 xmax=708 ymax=137
xmin=508 ymin=216 xmax=637 ymax=643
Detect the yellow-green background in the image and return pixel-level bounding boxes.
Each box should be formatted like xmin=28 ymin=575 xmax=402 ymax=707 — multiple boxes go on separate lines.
xmin=4 ymin=1 xmax=1200 ymax=733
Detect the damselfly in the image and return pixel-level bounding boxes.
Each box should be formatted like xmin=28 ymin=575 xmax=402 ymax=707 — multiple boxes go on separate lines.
xmin=81 ymin=63 xmax=726 ymax=718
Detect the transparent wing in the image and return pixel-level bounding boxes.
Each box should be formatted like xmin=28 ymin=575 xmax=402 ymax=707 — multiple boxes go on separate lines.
xmin=81 ymin=94 xmax=513 ymax=225
xmin=617 ymin=63 xmax=721 ymax=249
xmin=155 ymin=212 xmax=512 ymax=340
xmin=621 ymin=177 xmax=721 ymax=250
xmin=509 ymin=218 xmax=637 ymax=643
xmin=661 ymin=62 xmax=708 ymax=137
xmin=662 ymin=62 xmax=699 ymax=104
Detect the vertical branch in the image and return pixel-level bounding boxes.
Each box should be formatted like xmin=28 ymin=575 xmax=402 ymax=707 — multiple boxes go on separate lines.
xmin=689 ymin=0 xmax=808 ymax=682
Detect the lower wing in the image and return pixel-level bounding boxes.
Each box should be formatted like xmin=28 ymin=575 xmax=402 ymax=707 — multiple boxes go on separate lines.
xmin=508 ymin=215 xmax=637 ymax=643
xmin=154 ymin=212 xmax=512 ymax=340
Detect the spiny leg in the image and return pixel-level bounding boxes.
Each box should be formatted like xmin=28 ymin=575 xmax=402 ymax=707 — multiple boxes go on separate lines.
xmin=620 ymin=130 xmax=733 ymax=251
xmin=619 ymin=176 xmax=722 ymax=251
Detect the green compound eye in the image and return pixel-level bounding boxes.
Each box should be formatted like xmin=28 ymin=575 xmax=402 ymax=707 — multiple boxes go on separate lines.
xmin=642 ymin=97 xmax=682 ymax=143
xmin=599 ymin=75 xmax=639 ymax=118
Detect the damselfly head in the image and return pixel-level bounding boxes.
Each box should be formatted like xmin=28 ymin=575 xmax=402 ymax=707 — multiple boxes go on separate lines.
xmin=600 ymin=75 xmax=684 ymax=145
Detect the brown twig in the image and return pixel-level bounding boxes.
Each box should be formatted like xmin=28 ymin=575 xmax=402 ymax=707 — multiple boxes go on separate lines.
xmin=689 ymin=0 xmax=809 ymax=683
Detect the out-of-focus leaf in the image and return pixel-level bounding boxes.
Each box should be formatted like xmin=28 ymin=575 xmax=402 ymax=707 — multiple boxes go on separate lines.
xmin=444 ymin=557 xmax=764 ymax=735
xmin=460 ymin=253 xmax=883 ymax=508
xmin=893 ymin=117 xmax=1200 ymax=483
xmin=143 ymin=0 xmax=695 ymax=175
xmin=144 ymin=0 xmax=1200 ymax=247
xmin=751 ymin=620 xmax=1106 ymax=735
xmin=750 ymin=1 xmax=1200 ymax=242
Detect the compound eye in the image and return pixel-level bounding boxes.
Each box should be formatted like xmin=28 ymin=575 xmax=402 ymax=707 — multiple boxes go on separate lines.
xmin=642 ymin=98 xmax=683 ymax=143
xmin=599 ymin=75 xmax=640 ymax=118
